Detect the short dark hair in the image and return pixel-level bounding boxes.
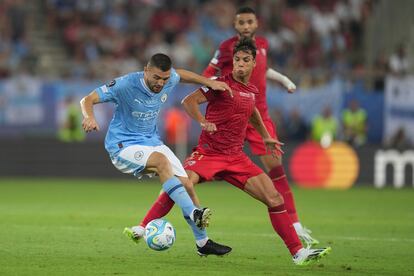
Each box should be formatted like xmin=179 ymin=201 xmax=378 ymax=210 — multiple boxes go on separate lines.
xmin=148 ymin=53 xmax=172 ymax=71
xmin=236 ymin=6 xmax=256 ymax=15
xmin=233 ymin=37 xmax=257 ymax=59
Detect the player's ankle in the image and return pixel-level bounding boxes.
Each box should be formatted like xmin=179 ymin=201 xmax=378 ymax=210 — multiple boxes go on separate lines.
xmin=131 ymin=225 xmax=145 ymax=236
xmin=293 ymin=222 xmax=303 ymax=232
xmin=196 ymin=237 xmax=209 ymax=247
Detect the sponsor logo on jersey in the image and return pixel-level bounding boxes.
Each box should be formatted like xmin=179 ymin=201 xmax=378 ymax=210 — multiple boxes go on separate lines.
xmin=161 ymin=94 xmax=168 ymax=103
xmin=239 ymin=92 xmax=254 ymax=98
xmin=260 ymin=48 xmax=266 ymax=56
xmin=132 ymin=110 xmax=160 ymax=121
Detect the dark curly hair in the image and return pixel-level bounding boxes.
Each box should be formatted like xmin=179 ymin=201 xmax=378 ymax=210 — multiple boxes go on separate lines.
xmin=233 ymin=37 xmax=257 ymax=59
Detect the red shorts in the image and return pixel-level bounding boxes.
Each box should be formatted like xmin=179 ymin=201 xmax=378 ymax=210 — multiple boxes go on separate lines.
xmin=246 ymin=116 xmax=279 ymax=156
xmin=183 ymin=150 xmax=264 ymax=190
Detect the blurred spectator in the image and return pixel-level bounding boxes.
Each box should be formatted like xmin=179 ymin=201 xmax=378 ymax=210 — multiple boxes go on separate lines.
xmin=387 ymin=127 xmax=412 ymax=150
xmin=0 ymin=92 xmax=5 ymax=124
xmin=270 ymin=108 xmax=287 ymax=141
xmin=372 ymin=51 xmax=389 ymax=91
xmin=0 ymin=0 xmax=32 ymax=78
xmin=311 ymin=106 xmax=338 ymax=147
xmin=389 ymin=44 xmax=410 ymax=77
xmin=170 ymin=33 xmax=194 ymax=68
xmin=285 ymin=109 xmax=309 ymax=141
xmin=58 ymin=95 xmax=85 ymax=142
xmin=145 ymin=31 xmax=170 ymax=59
xmin=163 ymin=103 xmax=191 ymax=161
xmin=342 ymin=99 xmax=367 ymax=147
xmin=1 ymin=0 xmax=376 ymax=83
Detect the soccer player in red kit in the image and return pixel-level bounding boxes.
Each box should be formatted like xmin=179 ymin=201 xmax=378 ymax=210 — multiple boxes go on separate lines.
xmin=202 ymin=6 xmax=318 ymax=246
xmin=126 ymin=38 xmax=330 ymax=264
xmin=181 ymin=38 xmax=330 ymax=265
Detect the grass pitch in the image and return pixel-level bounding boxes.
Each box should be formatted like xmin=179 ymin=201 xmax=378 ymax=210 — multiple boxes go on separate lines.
xmin=0 ymin=178 xmax=413 ymax=275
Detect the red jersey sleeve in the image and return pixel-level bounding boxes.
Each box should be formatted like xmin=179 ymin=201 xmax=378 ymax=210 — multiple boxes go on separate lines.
xmin=202 ymin=65 xmax=218 ymax=78
xmin=200 ymin=86 xmax=217 ymax=102
xmin=203 ymin=40 xmax=233 ymax=78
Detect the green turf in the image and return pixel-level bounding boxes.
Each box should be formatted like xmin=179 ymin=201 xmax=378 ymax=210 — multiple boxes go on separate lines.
xmin=0 ymin=178 xmax=413 ymax=275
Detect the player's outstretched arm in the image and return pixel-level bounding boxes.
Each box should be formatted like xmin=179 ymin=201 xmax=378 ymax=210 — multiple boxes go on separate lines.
xmin=266 ymin=68 xmax=296 ymax=93
xmin=182 ymin=89 xmax=217 ymax=133
xmin=176 ymin=69 xmax=232 ymax=96
xmin=80 ymin=91 xmax=100 ymax=132
xmin=249 ymin=108 xmax=284 ymax=155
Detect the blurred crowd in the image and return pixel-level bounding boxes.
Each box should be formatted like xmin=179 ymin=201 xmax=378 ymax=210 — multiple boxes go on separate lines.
xmin=271 ymin=99 xmax=369 ymax=146
xmin=2 ymin=0 xmax=410 ymax=88
xmin=1 ymin=0 xmax=412 ymax=148
xmin=0 ymin=0 xmax=34 ymax=78
xmin=46 ymin=0 xmax=372 ymax=84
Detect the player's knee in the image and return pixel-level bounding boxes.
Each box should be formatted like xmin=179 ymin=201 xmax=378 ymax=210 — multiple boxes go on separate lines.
xmin=265 ymin=192 xmax=284 ymax=208
xmin=180 ymin=178 xmax=194 ymax=191
xmin=180 ymin=178 xmax=194 ymax=190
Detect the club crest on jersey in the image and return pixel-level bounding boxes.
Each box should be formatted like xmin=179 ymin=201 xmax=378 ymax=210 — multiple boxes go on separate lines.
xmin=161 ymin=94 xmax=168 ymax=103
xmin=106 ymin=79 xmax=116 ymax=87
xmin=186 ymin=160 xmax=196 ymax=166
xmin=134 ymin=151 xmax=144 ymax=161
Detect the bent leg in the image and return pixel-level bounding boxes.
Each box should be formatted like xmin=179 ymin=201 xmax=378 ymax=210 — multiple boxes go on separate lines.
xmin=146 ymin=152 xmax=196 ymax=218
xmin=261 ymin=154 xmax=320 ymax=246
xmin=244 ymin=173 xmax=302 ymax=256
xmin=180 ymin=170 xmax=208 ymax=246
xmin=139 ymin=192 xmax=174 ymax=227
xmin=260 ymin=154 xmax=299 ymax=224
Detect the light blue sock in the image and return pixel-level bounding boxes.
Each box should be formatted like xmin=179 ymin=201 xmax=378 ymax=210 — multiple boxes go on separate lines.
xmin=184 ymin=214 xmax=208 ymax=242
xmin=162 ymin=176 xmax=196 ymax=218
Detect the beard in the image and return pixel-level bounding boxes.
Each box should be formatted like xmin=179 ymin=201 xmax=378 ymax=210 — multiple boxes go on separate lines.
xmin=239 ymin=32 xmax=255 ymax=40
xmin=149 ymin=83 xmax=162 ymax=93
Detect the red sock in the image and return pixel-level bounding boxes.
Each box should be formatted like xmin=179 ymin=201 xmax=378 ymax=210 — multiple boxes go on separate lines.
xmin=268 ymin=165 xmax=299 ymax=223
xmin=268 ymin=204 xmax=303 ymax=255
xmin=139 ymin=192 xmax=175 ymax=227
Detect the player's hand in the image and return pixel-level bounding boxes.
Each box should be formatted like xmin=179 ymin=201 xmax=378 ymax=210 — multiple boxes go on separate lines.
xmin=82 ymin=117 xmax=100 ymax=132
xmin=206 ymin=80 xmax=233 ymax=97
xmin=263 ymin=137 xmax=284 ymax=157
xmin=283 ymin=76 xmax=296 ymax=93
xmin=200 ymin=121 xmax=217 ymax=133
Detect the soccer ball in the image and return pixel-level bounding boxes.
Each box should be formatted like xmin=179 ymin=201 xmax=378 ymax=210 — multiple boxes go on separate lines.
xmin=144 ymin=219 xmax=176 ymax=251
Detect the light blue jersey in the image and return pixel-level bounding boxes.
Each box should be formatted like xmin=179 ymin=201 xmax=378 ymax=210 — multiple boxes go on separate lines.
xmin=96 ymin=68 xmax=180 ymax=157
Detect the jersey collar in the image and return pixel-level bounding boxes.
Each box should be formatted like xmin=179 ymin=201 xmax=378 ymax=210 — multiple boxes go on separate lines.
xmin=230 ymin=73 xmax=250 ymax=87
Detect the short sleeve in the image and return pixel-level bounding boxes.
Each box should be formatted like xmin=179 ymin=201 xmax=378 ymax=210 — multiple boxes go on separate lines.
xmin=96 ymin=78 xmax=123 ymax=104
xmin=200 ymin=86 xmax=217 ymax=102
xmin=210 ymin=42 xmax=232 ymax=70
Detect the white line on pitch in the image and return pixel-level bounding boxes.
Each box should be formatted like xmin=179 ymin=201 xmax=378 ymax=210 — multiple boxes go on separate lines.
xmin=208 ymin=231 xmax=414 ymax=243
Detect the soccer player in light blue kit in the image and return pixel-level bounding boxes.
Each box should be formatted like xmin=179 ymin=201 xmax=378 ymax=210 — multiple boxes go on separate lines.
xmin=80 ymin=53 xmax=231 ymax=254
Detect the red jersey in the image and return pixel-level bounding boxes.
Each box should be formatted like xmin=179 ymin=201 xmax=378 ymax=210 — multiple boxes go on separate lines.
xmin=203 ymin=36 xmax=269 ymax=119
xmin=197 ymin=74 xmax=258 ymax=155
